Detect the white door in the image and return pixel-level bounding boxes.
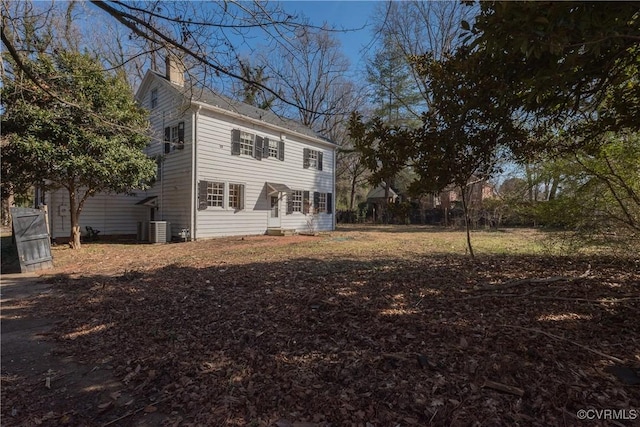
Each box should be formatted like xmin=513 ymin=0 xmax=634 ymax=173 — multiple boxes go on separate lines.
xmin=268 ymin=195 xmax=281 ymax=228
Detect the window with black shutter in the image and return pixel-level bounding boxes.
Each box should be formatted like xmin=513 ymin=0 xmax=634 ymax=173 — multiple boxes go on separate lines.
xmin=165 ymin=122 xmax=185 ymax=153
xmin=288 ymin=191 xmax=303 ymax=213
xmin=303 ymin=148 xmax=323 ymax=170
xmin=326 ymin=193 xmax=333 ymax=214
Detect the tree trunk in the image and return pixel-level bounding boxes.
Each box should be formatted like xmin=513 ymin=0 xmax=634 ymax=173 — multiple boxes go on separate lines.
xmin=548 ymin=177 xmax=560 ymax=201
xmin=460 ymin=185 xmax=475 ymax=258
xmin=68 ymin=187 xmax=81 ymax=249
xmin=525 ymin=163 xmax=534 ymax=202
xmin=2 ymin=191 xmax=15 ymax=226
xmin=384 ymin=180 xmax=391 ymax=224
xmin=349 ymin=175 xmax=357 ymax=210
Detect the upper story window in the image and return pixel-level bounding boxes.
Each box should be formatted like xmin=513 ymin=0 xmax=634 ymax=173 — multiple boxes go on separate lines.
xmin=303 ymin=148 xmax=323 ymax=170
xmin=164 ymin=122 xmax=185 ymax=153
xmin=231 ymin=129 xmax=256 ymax=158
xmin=239 ymin=132 xmax=254 ymax=156
xmin=268 ymin=139 xmax=279 ymax=158
xmin=231 ymin=130 xmax=285 ymax=161
xmin=150 ymin=88 xmax=158 ymax=108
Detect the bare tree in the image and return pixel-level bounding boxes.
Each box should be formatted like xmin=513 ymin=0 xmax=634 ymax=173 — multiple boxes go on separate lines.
xmin=372 ymin=1 xmax=474 ymax=109
xmin=2 ymin=0 xmax=328 ymax=111
xmin=336 ymin=144 xmax=370 ymax=211
xmin=262 ymin=25 xmax=355 ymax=133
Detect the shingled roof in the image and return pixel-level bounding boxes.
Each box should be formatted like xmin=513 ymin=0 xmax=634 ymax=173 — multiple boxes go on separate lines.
xmin=150 ymin=70 xmax=333 ymax=145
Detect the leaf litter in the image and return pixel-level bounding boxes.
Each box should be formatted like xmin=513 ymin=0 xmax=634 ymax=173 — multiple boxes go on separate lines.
xmin=1 ymin=229 xmax=638 ymax=426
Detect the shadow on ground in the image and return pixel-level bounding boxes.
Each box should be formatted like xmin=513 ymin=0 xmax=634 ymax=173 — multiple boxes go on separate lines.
xmin=3 ymin=252 xmax=637 ymax=426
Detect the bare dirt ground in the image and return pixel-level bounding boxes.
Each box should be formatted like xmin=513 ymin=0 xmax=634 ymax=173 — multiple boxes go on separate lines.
xmin=1 ymin=226 xmax=639 ymax=426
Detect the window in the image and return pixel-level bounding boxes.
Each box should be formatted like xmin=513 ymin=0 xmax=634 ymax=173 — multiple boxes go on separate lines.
xmin=207 ymin=182 xmax=224 ymax=207
xmin=231 ymin=129 xmax=255 ymax=157
xmin=317 ymin=193 xmax=326 ymax=212
xmin=313 ymin=192 xmax=333 ymax=214
xmin=239 ymin=132 xmax=254 ymax=156
xmin=229 ymin=183 xmax=245 ymax=210
xmin=266 ymin=138 xmax=285 ymax=161
xmin=288 ymin=190 xmax=311 ymax=214
xmin=164 ymin=122 xmax=185 ymax=153
xmin=303 ymin=148 xmax=323 ymax=170
xmin=150 ymin=88 xmax=158 ymax=108
xmin=232 ymin=131 xmax=282 ymax=161
xmin=291 ymin=190 xmax=303 ymax=213
xmin=268 ymin=139 xmax=279 ymax=158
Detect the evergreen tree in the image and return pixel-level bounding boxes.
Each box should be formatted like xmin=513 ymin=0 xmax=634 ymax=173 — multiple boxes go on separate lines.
xmin=1 ymin=49 xmax=156 ymax=249
xmin=365 ymin=34 xmax=422 ymax=128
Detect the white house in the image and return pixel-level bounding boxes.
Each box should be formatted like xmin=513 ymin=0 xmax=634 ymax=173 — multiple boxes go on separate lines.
xmin=46 ymin=58 xmax=336 ymax=242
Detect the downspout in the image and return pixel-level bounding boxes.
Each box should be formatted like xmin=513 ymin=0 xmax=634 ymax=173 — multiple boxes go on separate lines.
xmin=191 ymin=105 xmax=201 ymax=240
xmin=160 ymin=112 xmax=165 ymax=220
xmin=333 ymin=144 xmax=337 ymax=231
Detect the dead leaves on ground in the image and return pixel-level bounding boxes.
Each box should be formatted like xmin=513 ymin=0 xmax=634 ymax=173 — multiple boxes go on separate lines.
xmin=3 ymin=240 xmax=640 ymax=426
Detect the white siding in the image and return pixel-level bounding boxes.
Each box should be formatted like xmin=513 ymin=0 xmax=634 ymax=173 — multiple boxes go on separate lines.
xmin=141 ymin=78 xmax=194 ymax=238
xmin=47 ymin=71 xmax=336 ymax=241
xmin=47 ymin=189 xmax=146 ymax=239
xmin=195 ymin=108 xmax=335 ymax=238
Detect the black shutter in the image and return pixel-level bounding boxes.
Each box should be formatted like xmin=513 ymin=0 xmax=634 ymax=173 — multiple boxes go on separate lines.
xmin=318 ymin=152 xmax=323 ymax=171
xmin=313 ymin=192 xmax=320 ymax=213
xmin=198 ymin=181 xmax=209 ymax=210
xmin=263 ymin=137 xmax=270 ymax=158
xmin=326 ymin=193 xmax=333 ymax=214
xmin=239 ymin=185 xmax=245 ymax=210
xmin=303 ymin=191 xmax=310 ymax=214
xmin=231 ymin=129 xmax=241 ymax=155
xmin=303 ymin=148 xmax=310 ymax=168
xmin=278 ymin=140 xmax=285 ymax=161
xmin=287 ymin=193 xmax=293 ymax=214
xmin=164 ymin=126 xmax=171 ymax=154
xmin=255 ymin=136 xmax=263 ymax=160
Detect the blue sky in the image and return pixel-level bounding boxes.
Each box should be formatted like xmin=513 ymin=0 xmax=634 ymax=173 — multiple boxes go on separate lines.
xmin=279 ymin=1 xmax=381 ymax=74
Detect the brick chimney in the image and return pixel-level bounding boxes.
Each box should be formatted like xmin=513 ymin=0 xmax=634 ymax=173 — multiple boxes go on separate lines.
xmin=165 ymin=55 xmax=185 ymax=87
